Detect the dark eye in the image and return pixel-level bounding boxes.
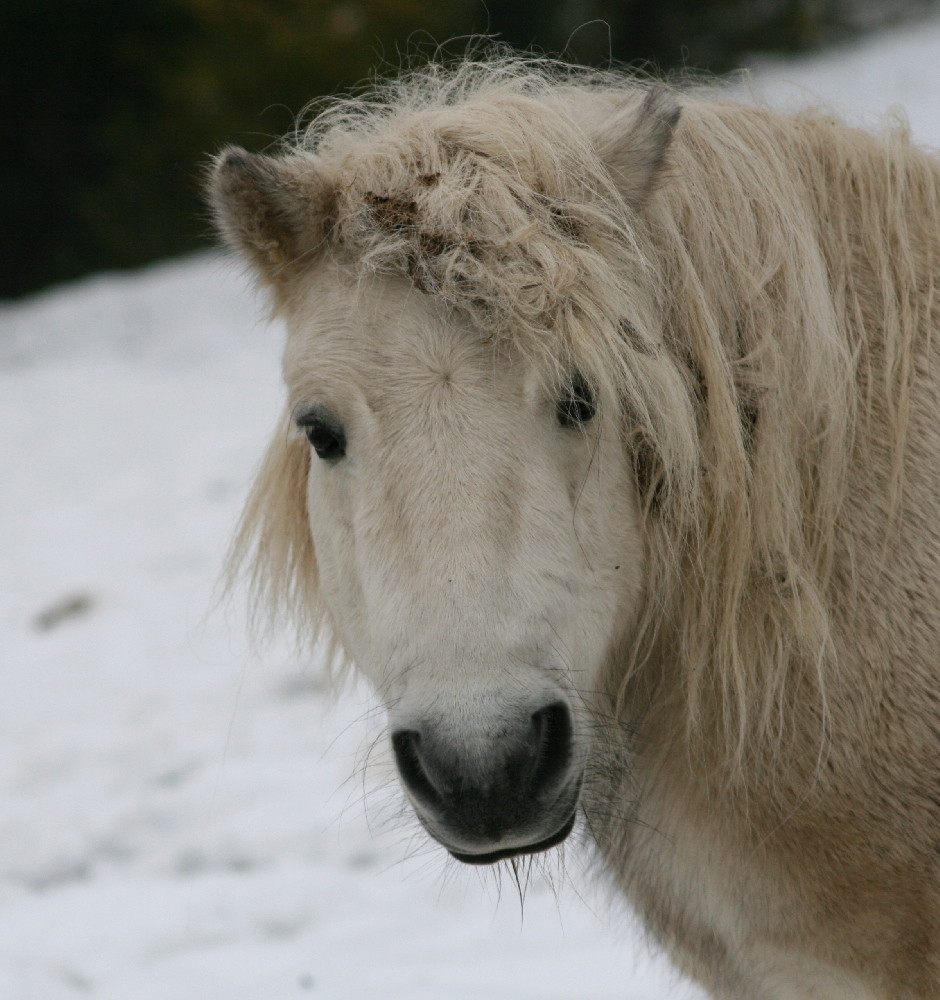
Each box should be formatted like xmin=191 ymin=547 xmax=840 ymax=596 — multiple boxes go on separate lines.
xmin=297 ymin=409 xmax=346 ymax=462
xmin=556 ymin=372 xmax=596 ymax=428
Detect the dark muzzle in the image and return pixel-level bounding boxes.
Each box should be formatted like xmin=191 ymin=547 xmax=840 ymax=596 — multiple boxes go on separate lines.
xmin=391 ymin=700 xmax=580 ymax=863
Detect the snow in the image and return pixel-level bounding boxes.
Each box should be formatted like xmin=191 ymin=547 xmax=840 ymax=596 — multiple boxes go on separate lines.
xmin=4 ymin=17 xmax=940 ymax=999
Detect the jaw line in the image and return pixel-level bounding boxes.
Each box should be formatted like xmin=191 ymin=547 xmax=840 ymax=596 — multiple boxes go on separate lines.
xmin=446 ymin=811 xmax=577 ymax=866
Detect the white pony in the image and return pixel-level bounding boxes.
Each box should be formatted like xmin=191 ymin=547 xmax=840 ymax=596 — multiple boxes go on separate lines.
xmin=209 ymin=58 xmax=940 ymax=998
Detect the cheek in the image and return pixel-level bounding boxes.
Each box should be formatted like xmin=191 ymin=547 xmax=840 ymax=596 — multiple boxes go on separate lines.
xmin=564 ymin=439 xmax=645 ymax=674
xmin=305 ymin=472 xmax=368 ymax=660
xmin=307 ymin=467 xmax=426 ymax=675
xmin=574 ymin=417 xmax=643 ymax=554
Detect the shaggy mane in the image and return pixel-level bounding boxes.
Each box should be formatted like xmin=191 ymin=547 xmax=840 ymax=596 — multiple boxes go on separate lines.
xmin=228 ymin=56 xmax=940 ymax=767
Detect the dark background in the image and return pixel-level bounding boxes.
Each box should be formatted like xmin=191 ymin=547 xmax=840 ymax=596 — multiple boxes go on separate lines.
xmin=2 ymin=0 xmax=934 ymax=300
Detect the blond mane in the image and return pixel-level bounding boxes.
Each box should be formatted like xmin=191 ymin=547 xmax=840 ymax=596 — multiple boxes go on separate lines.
xmin=227 ymin=56 xmax=940 ymax=767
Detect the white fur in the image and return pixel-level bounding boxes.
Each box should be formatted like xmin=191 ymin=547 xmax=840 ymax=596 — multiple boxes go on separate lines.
xmin=281 ymin=270 xmax=643 ymax=744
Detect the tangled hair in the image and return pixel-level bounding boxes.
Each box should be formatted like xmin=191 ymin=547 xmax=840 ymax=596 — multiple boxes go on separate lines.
xmin=213 ymin=55 xmax=940 ymax=767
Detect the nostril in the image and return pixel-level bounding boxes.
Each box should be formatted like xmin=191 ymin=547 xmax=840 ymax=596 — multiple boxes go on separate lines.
xmin=391 ymin=729 xmax=445 ymax=809
xmin=529 ymin=701 xmax=573 ymax=795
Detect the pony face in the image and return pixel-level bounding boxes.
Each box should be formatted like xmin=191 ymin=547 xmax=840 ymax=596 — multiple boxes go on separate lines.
xmin=209 ymin=70 xmax=685 ymax=864
xmin=282 ymin=268 xmax=645 ymax=862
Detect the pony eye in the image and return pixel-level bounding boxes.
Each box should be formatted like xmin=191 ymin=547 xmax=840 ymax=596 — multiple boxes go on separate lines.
xmin=556 ymin=373 xmax=596 ymax=428
xmin=297 ymin=410 xmax=346 ymax=462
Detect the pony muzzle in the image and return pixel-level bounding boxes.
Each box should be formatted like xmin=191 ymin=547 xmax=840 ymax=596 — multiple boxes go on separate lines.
xmin=390 ymin=700 xmax=581 ymax=864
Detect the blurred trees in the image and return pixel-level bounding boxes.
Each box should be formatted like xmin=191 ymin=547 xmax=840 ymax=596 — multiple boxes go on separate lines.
xmin=1 ymin=0 xmax=933 ymax=298
xmin=0 ymin=0 xmax=472 ymax=298
xmin=477 ymin=0 xmax=936 ymax=69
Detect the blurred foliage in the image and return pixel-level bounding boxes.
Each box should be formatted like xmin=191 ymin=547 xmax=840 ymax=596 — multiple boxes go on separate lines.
xmin=1 ymin=0 xmax=934 ymax=298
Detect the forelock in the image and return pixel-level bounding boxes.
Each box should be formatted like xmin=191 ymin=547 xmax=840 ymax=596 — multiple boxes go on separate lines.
xmin=290 ymin=61 xmax=664 ymax=385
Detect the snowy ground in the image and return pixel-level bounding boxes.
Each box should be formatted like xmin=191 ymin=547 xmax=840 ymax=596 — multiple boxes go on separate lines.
xmin=4 ymin=17 xmax=940 ymax=1000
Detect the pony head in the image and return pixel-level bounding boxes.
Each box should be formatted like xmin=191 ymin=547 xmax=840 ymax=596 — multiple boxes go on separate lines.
xmin=209 ymin=63 xmax=685 ymax=862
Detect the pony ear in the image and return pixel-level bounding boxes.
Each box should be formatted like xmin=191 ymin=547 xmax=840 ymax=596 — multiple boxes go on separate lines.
xmin=593 ymin=87 xmax=681 ymax=210
xmin=207 ymin=147 xmax=333 ymax=281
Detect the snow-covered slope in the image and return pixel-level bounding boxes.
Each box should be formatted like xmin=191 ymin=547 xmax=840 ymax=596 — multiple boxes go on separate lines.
xmin=4 ymin=17 xmax=940 ymax=999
